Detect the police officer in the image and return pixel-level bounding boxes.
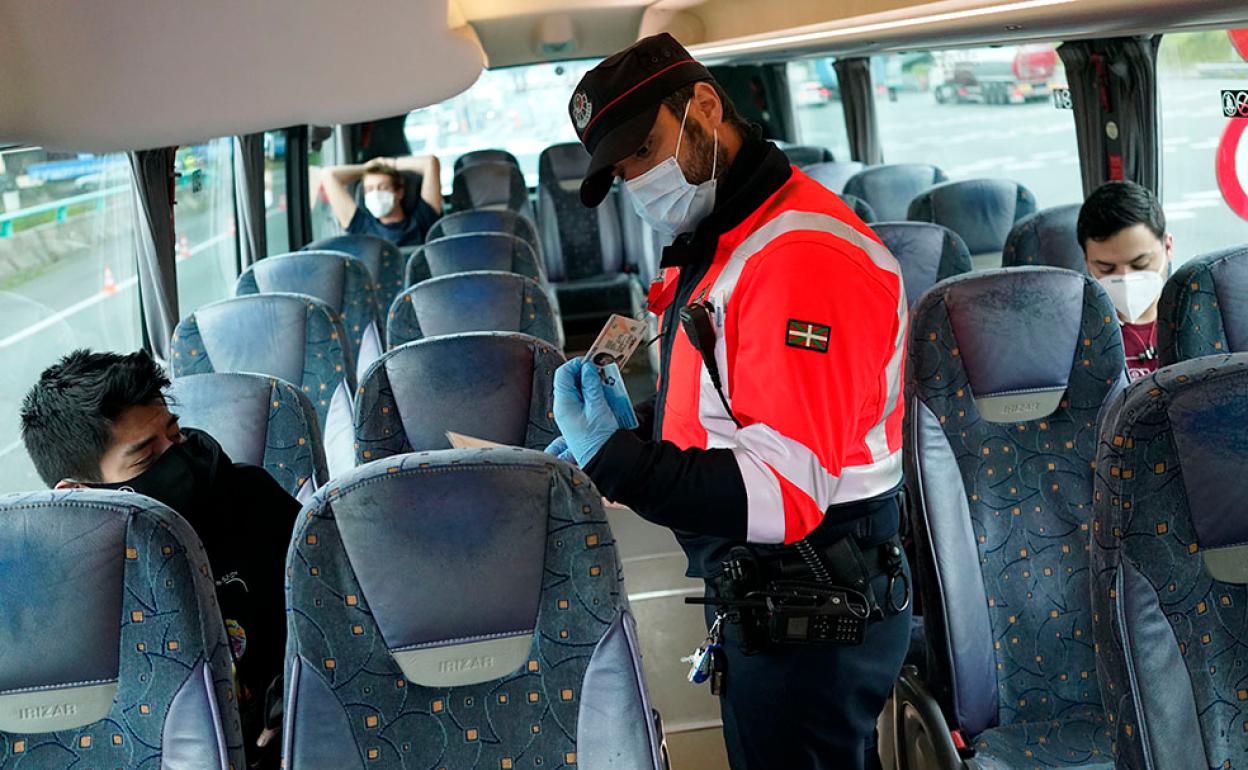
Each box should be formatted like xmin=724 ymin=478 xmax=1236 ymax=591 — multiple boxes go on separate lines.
xmin=549 ymin=34 xmax=912 ymax=770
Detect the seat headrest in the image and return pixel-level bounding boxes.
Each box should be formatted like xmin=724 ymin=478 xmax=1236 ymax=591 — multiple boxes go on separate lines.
xmin=840 ymin=193 xmax=877 ymax=224
xmin=778 ymin=144 xmax=834 ymax=167
xmin=802 ymin=161 xmax=865 ymax=195
xmin=540 ymin=142 xmax=591 ymax=183
xmin=301 ymin=448 xmax=600 ymax=686
xmin=1002 ymin=204 xmax=1083 ymax=272
xmin=454 ymin=149 xmax=521 ymax=173
xmin=173 ymin=292 xmax=356 ymax=394
xmin=911 ymin=267 xmax=1109 ymax=422
xmin=406 ymin=233 xmax=541 ymax=286
xmin=239 ymin=251 xmax=359 ymax=313
xmin=844 ymin=163 xmax=946 ymax=222
xmin=426 ymin=209 xmax=540 ymax=251
xmin=393 ymin=271 xmax=557 ymax=345
xmin=305 ymin=234 xmax=399 ymax=272
xmin=1158 ymin=246 xmax=1248 ymax=366
xmin=450 ymin=161 xmax=527 ymax=211
xmin=907 ymin=178 xmax=1038 ymax=255
xmin=871 ymin=222 xmax=972 ymax=308
xmin=357 ymin=332 xmax=563 ymax=460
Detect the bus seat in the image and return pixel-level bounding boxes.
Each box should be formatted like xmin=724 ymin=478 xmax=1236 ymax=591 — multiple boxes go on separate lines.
xmin=426 ymin=209 xmax=542 ymax=259
xmin=450 ymin=160 xmax=532 ymax=218
xmin=405 ymin=232 xmax=545 ymax=287
xmin=871 ymin=222 xmax=972 ymax=309
xmin=236 ymin=250 xmax=384 ymax=380
xmin=388 ymin=272 xmax=560 ymax=348
xmin=802 ymin=161 xmax=866 ymax=195
xmin=304 ymin=234 xmax=407 ymax=312
xmin=0 ymin=490 xmax=243 ymax=769
xmin=896 ymin=267 xmax=1125 ymax=770
xmin=778 ymin=143 xmax=834 ymax=167
xmin=453 ymin=148 xmax=522 ymax=175
xmin=354 ymin=331 xmax=562 ymax=462
xmin=168 ymin=372 xmax=327 ymax=502
xmin=1156 ymin=245 xmax=1248 ymax=366
xmin=844 ymin=163 xmax=948 ymax=223
xmin=170 ymin=293 xmax=357 ymax=479
xmin=841 ymin=193 xmax=878 ymax=224
xmin=537 ymin=142 xmax=643 ymax=324
xmin=1090 ymin=354 xmax=1248 ymax=770
xmin=907 ymin=179 xmax=1038 ymax=270
xmin=282 ymin=448 xmax=665 ymax=769
xmin=1002 ymin=204 xmax=1084 ymax=273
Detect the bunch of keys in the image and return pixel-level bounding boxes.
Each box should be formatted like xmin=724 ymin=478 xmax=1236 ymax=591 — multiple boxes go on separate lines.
xmin=681 ymin=613 xmax=726 ymax=695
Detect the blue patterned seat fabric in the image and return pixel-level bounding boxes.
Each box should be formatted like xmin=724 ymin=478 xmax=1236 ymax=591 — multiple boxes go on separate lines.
xmin=236 ymin=250 xmax=384 ymax=380
xmin=907 ymin=179 xmax=1038 ymax=269
xmin=453 ymin=148 xmax=522 ymax=174
xmin=871 ymin=222 xmax=972 ymax=308
xmin=170 ymin=292 xmax=357 ymax=478
xmin=304 ymin=234 xmax=407 ymax=315
xmin=906 ymin=267 xmax=1126 ymax=769
xmin=1001 ymin=204 xmax=1084 ymax=273
xmin=404 ymin=233 xmax=546 ymax=288
xmin=450 ymin=161 xmax=532 ymax=218
xmin=426 ymin=210 xmax=542 ymax=261
xmin=354 ymin=331 xmax=563 ymax=463
xmin=168 ymin=372 xmax=328 ymax=501
xmin=844 ymin=163 xmax=948 ymax=223
xmin=802 ymin=161 xmax=866 ymax=195
xmin=1156 ymin=245 xmax=1248 ymax=366
xmin=1090 ymin=354 xmax=1248 ymax=770
xmin=537 ymin=143 xmax=643 ymax=323
xmin=0 ymin=489 xmax=243 ymax=769
xmin=777 ymin=143 xmax=834 ymax=167
xmin=388 ymin=271 xmax=561 ymax=348
xmin=841 ymin=193 xmax=878 ymax=225
xmin=282 ymin=448 xmax=664 ymax=770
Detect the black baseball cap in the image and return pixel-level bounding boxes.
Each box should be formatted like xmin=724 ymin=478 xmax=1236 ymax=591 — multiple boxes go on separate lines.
xmin=569 ymin=33 xmax=713 ymax=207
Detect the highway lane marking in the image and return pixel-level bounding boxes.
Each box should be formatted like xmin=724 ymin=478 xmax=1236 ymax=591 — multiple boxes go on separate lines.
xmin=0 ymin=231 xmax=233 ymax=351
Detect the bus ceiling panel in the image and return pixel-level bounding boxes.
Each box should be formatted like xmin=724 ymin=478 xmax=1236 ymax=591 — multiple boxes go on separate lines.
xmin=657 ymin=0 xmax=1248 ymax=63
xmin=468 ymin=5 xmax=648 ymax=69
xmin=0 ymin=0 xmax=486 ymax=153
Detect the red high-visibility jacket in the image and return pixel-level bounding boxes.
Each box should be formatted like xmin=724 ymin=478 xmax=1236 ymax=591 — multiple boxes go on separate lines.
xmin=587 ymin=138 xmax=906 ymax=565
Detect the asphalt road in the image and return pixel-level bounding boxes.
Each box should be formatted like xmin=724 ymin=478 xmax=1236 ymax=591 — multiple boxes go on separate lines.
xmin=1 ymin=76 xmax=1245 ymax=493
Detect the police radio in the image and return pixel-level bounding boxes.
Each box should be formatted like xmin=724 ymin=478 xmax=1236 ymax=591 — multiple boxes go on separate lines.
xmin=679 ymin=301 xmax=741 ymax=428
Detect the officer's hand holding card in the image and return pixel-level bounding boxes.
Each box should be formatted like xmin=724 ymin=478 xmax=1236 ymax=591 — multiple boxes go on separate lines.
xmin=585 ymin=314 xmax=645 ymax=430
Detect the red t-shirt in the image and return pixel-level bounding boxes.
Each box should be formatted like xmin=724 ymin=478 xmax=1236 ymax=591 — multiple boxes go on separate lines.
xmin=1122 ymin=320 xmax=1158 ymax=381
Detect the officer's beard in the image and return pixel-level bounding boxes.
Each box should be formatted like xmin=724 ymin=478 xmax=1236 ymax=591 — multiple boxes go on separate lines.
xmin=681 ymin=118 xmax=729 ymax=186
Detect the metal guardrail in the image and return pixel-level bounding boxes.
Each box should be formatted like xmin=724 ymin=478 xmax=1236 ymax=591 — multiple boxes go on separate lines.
xmin=0 ymin=185 xmax=129 ymax=237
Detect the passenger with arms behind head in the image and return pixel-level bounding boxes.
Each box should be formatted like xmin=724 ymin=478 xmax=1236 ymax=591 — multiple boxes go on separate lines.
xmin=1078 ymin=180 xmax=1173 ymax=381
xmin=323 ymin=155 xmax=443 ymax=247
xmin=19 ymin=350 xmax=299 ymax=769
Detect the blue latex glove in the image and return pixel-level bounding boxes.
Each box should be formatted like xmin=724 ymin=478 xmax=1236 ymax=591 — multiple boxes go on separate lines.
xmin=544 ymin=436 xmax=577 ymax=465
xmin=552 ymin=358 xmax=619 ymax=466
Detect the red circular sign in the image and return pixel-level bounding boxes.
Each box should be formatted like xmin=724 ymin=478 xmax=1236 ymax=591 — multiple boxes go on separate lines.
xmin=1217 ymin=118 xmax=1248 ymax=221
xmin=1231 ymin=29 xmax=1248 ymax=62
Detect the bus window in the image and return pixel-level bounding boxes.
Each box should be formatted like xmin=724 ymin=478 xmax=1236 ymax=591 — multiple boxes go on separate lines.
xmin=1158 ymin=29 xmax=1248 ymax=264
xmin=0 ymin=146 xmax=141 ymax=492
xmin=786 ymin=59 xmax=851 ymax=162
xmin=405 ymin=60 xmax=599 ymax=193
xmin=872 ymin=45 xmax=1082 ymax=209
xmin=174 ymin=138 xmax=240 ymax=313
xmin=264 ymin=130 xmax=290 ymax=255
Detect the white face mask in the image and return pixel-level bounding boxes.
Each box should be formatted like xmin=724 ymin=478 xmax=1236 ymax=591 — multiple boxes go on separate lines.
xmin=364 ymin=189 xmax=396 ymax=220
xmin=1099 ymin=269 xmax=1165 ymax=323
xmin=625 ymin=101 xmax=718 ymax=237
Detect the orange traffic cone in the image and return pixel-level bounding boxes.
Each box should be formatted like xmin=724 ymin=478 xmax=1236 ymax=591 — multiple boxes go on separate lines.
xmin=102 ymin=266 xmax=117 ymax=295
xmin=177 ymin=235 xmax=191 ymax=262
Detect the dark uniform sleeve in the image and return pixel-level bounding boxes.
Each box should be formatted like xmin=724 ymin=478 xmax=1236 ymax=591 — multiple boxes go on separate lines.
xmin=584 ymin=431 xmax=748 ymax=540
xmin=631 ymin=394 xmax=657 ymax=440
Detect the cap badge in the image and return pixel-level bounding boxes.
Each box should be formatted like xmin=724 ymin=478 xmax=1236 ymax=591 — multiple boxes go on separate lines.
xmin=572 ymin=91 xmax=593 ymax=131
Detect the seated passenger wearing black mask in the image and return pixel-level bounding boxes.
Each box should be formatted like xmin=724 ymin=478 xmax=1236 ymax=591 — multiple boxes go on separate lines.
xmin=19 ymin=349 xmax=298 ymax=769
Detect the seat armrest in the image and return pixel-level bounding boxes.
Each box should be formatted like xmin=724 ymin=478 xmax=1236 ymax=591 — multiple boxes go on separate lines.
xmin=653 ymin=709 xmax=672 ymax=770
xmin=892 ymin=666 xmax=969 ymax=770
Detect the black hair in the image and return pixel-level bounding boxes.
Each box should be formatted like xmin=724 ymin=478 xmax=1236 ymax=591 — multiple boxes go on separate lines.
xmin=1077 ymin=180 xmax=1166 ymax=251
xmin=19 ymin=349 xmax=170 ymax=486
xmin=661 ymin=80 xmax=753 ymax=140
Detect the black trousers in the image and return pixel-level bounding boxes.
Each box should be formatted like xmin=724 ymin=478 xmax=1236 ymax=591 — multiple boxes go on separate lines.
xmin=705 ymin=552 xmax=912 ymax=770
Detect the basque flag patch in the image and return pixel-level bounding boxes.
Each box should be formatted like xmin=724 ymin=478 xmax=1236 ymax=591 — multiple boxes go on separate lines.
xmin=786 ymin=319 xmax=831 ymax=353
